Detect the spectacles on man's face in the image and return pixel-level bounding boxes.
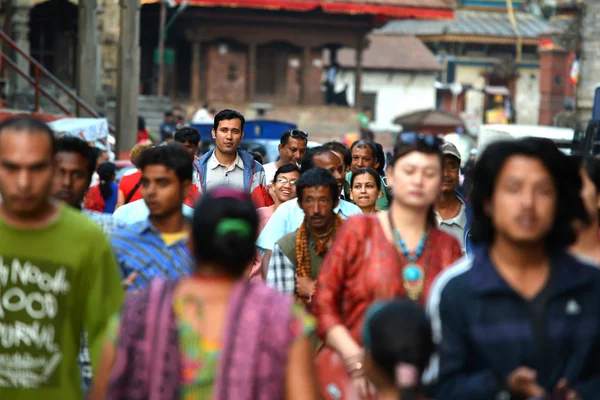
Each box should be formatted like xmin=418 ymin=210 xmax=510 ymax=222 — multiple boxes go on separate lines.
xmin=399 ymin=133 xmax=444 ymax=149
xmin=275 ymin=178 xmax=298 ymax=186
xmin=289 ymin=129 xmax=308 ymax=139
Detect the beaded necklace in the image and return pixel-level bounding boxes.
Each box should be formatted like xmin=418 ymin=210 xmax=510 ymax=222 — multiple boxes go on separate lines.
xmin=388 ymin=210 xmax=428 ymax=301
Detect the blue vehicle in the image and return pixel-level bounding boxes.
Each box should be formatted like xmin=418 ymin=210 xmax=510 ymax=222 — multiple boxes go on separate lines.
xmin=190 ymin=120 xmax=297 ymax=142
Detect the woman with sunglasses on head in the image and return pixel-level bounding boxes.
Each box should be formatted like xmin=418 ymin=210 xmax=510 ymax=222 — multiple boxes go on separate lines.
xmin=312 ymin=134 xmax=462 ymax=400
xmin=263 ymin=129 xmax=308 ymax=185
xmin=350 ymin=167 xmax=382 ymax=214
xmin=91 ymin=187 xmax=319 ymax=400
xmin=249 ymin=163 xmax=302 ymax=280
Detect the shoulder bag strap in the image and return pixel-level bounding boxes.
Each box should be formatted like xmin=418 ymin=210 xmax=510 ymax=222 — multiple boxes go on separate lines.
xmin=125 ymin=179 xmax=142 ymax=204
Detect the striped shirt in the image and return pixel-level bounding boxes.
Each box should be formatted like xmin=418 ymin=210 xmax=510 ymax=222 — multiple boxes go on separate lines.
xmin=111 ymin=219 xmax=193 ymax=290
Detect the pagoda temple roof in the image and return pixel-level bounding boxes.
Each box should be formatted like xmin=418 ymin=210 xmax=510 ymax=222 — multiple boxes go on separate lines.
xmin=140 ymin=0 xmax=455 ymax=19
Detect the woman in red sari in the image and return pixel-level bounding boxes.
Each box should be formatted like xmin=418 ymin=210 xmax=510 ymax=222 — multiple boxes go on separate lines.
xmin=312 ymin=134 xmax=462 ymax=399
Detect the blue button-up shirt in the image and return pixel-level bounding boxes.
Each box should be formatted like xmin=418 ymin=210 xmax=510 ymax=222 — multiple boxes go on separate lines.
xmin=256 ymin=198 xmax=362 ymax=251
xmin=111 ymin=219 xmax=193 ymax=290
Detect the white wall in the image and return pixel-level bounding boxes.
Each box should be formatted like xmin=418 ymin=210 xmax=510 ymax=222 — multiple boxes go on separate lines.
xmin=515 ymin=69 xmax=541 ymax=125
xmin=335 ymin=69 xmax=437 ymax=129
xmin=455 ymin=64 xmax=541 ymax=126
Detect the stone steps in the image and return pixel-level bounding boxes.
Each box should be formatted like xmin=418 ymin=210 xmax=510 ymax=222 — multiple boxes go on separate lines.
xmin=105 ymin=95 xmax=172 ymax=135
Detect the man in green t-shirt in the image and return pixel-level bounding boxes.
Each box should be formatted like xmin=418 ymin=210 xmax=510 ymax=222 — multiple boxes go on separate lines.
xmin=0 ymin=116 xmax=124 ymax=400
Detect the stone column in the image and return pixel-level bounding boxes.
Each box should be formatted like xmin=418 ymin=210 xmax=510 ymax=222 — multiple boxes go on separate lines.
xmin=577 ymin=0 xmax=600 ymax=122
xmin=247 ymin=43 xmax=256 ymax=101
xmin=77 ymin=0 xmax=99 ymax=116
xmin=116 ymin=0 xmax=140 ymax=154
xmin=300 ymin=45 xmax=311 ymax=105
xmin=11 ymin=3 xmax=31 ymax=94
xmin=354 ymin=35 xmax=364 ymax=110
xmin=191 ymin=40 xmax=201 ymax=101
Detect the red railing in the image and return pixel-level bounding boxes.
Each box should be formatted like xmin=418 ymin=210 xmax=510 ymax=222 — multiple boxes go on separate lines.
xmin=0 ymin=29 xmax=115 ymax=134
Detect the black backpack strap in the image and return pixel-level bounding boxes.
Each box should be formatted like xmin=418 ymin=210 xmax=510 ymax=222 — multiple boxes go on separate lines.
xmin=125 ymin=179 xmax=142 ymax=204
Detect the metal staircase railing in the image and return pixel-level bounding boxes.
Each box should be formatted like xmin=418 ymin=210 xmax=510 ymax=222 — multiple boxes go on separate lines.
xmin=0 ymin=28 xmax=115 ymax=134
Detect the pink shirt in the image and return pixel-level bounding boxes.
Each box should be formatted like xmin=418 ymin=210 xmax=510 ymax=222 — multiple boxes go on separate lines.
xmin=249 ymin=207 xmax=275 ymax=281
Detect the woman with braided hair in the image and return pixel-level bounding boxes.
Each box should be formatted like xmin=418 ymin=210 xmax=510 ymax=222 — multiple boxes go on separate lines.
xmin=312 ymin=134 xmax=462 ymax=400
xmin=266 ymin=168 xmax=343 ymax=306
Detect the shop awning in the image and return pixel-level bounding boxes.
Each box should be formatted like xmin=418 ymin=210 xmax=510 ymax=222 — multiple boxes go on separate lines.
xmin=140 ymin=0 xmax=455 ymax=19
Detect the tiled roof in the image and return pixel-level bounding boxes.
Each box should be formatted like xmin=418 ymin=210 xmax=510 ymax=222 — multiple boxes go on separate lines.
xmin=335 ymin=34 xmax=443 ymax=71
xmin=379 ymin=9 xmax=549 ymax=39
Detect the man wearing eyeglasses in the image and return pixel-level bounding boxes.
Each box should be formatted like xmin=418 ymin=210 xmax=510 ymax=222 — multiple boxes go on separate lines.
xmin=434 ymin=141 xmax=472 ymax=255
xmin=263 ymin=129 xmax=308 ymax=185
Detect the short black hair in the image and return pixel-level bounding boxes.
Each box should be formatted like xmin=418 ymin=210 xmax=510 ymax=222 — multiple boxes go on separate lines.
xmin=0 ymin=116 xmax=56 ymax=155
xmin=570 ymin=155 xmax=600 ymax=221
xmin=174 ymin=127 xmax=201 ymax=146
xmin=192 ymin=187 xmax=258 ymax=277
xmin=351 ymin=140 xmax=376 ymax=158
xmin=363 ymin=300 xmax=434 ymax=396
xmin=296 ymin=167 xmax=338 ymax=203
xmin=583 ymin=156 xmax=600 ymax=192
xmin=252 ymin=151 xmax=264 ymax=165
xmin=350 ymin=167 xmax=381 ymax=190
xmin=323 ymin=141 xmax=351 ymax=169
xmin=137 ymin=143 xmax=193 ymax=183
xmin=471 ymin=138 xmax=588 ymax=250
xmin=300 ymin=146 xmax=336 ymax=174
xmin=138 ymin=115 xmax=146 ymax=132
xmin=55 ymin=136 xmax=98 ymax=183
xmin=273 ymin=163 xmax=301 ymax=183
xmin=280 ymin=129 xmax=308 ymax=147
xmin=164 ymin=111 xmax=173 ymax=117
xmin=374 ymin=143 xmax=385 ymax=175
xmin=213 ymin=109 xmax=245 ymax=132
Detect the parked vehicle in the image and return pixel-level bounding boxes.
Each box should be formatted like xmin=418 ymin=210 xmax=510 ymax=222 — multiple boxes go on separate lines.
xmin=477 ymin=124 xmax=575 ymax=156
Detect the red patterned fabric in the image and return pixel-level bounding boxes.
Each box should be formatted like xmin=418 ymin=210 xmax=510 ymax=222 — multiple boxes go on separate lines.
xmin=313 ymin=214 xmax=462 ymax=344
xmin=84 ymin=184 xmax=105 ymax=212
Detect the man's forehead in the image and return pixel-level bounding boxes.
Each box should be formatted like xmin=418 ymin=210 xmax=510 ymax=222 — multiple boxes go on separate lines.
xmin=142 ymin=164 xmax=177 ymax=176
xmin=286 ymin=137 xmax=307 ymax=148
xmin=314 ymin=151 xmax=339 ymax=167
xmin=55 ymin=152 xmax=87 ymax=167
xmin=0 ymin=132 xmax=53 ymax=161
xmin=217 ymin=118 xmax=242 ymax=130
xmin=352 ymin=146 xmax=372 ymax=155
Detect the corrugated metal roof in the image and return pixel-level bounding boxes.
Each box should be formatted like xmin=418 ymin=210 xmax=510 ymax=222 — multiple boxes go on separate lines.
xmin=378 ymin=9 xmax=549 ymax=39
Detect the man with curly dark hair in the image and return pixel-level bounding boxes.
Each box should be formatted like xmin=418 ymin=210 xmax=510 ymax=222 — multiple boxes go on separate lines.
xmin=426 ymin=138 xmax=600 ymax=400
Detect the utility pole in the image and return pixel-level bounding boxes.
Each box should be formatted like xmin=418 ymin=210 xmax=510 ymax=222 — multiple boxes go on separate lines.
xmin=157 ymin=0 xmax=167 ymax=96
xmin=116 ymin=0 xmax=140 ymax=155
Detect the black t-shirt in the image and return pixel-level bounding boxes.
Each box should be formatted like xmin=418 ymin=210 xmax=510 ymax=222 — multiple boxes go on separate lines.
xmin=526 ymin=266 xmax=556 ymax=382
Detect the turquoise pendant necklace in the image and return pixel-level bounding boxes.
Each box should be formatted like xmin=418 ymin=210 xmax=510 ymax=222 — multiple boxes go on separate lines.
xmin=388 ymin=210 xmax=428 ymax=301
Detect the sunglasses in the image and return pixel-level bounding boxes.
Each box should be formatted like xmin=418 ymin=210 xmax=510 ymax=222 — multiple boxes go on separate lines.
xmin=398 ymin=133 xmax=443 ymax=149
xmin=289 ymin=129 xmax=308 ymax=139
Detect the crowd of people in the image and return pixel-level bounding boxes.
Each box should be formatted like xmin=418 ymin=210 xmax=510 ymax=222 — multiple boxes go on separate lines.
xmin=0 ymin=108 xmax=599 ymax=400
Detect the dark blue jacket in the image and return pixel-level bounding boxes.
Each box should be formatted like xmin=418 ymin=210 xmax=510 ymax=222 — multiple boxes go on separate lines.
xmin=427 ymin=247 xmax=600 ymax=399
xmin=455 ymin=190 xmax=473 ymax=256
